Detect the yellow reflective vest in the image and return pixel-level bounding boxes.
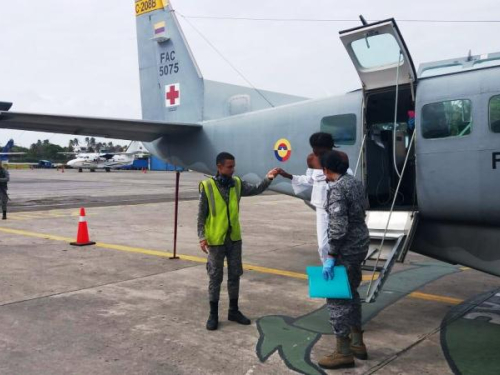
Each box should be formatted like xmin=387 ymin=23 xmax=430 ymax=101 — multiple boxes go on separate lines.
xmin=200 ymin=177 xmax=242 ymax=246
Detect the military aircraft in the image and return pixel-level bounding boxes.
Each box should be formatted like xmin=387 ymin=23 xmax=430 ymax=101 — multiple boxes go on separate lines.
xmin=63 ymin=141 xmax=148 ymax=172
xmin=0 ymin=1 xmax=499 ymax=299
xmin=0 ymin=139 xmax=26 ymax=163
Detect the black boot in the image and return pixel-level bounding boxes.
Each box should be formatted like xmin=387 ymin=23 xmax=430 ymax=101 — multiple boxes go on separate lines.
xmin=2 ymin=210 xmax=6 ymax=220
xmin=206 ymin=301 xmax=219 ymax=331
xmin=228 ymin=299 xmax=251 ymax=325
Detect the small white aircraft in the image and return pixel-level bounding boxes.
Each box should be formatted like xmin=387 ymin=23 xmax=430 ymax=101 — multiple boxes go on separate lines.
xmin=64 ymin=141 xmax=147 ymax=172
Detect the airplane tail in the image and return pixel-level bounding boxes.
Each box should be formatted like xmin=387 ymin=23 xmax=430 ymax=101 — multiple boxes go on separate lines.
xmin=124 ymin=141 xmax=147 ymax=155
xmin=134 ymin=1 xmax=305 ymax=124
xmin=1 ymin=139 xmax=14 ymax=161
xmin=135 ymin=0 xmax=204 ymax=124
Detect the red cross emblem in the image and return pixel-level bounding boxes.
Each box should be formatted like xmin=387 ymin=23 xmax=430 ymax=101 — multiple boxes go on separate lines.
xmin=165 ymin=83 xmax=180 ymax=107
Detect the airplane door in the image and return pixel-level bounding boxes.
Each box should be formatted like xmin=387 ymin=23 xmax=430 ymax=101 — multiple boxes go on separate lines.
xmin=340 ymin=19 xmax=418 ymax=208
xmin=339 ymin=19 xmax=417 ymax=91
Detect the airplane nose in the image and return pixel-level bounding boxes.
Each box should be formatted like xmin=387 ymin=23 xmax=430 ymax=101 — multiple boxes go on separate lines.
xmin=67 ymin=160 xmax=76 ymax=167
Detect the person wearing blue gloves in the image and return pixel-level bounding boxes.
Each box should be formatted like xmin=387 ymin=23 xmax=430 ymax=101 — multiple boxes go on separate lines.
xmin=318 ymin=150 xmax=370 ymax=370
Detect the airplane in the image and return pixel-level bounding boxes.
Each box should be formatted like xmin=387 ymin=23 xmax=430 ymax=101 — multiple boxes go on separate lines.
xmin=63 ymin=141 xmax=148 ymax=172
xmin=0 ymin=1 xmax=499 ymax=299
xmin=0 ymin=139 xmax=26 ymax=163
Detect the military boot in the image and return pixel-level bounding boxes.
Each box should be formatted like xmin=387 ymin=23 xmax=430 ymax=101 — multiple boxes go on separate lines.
xmin=318 ymin=336 xmax=355 ymax=370
xmin=206 ymin=301 xmax=219 ymax=331
xmin=228 ymin=298 xmax=251 ymax=325
xmin=2 ymin=210 xmax=6 ymax=220
xmin=350 ymin=327 xmax=368 ymax=360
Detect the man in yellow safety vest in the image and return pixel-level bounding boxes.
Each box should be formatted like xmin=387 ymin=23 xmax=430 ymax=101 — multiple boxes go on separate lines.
xmin=198 ymin=152 xmax=279 ymax=330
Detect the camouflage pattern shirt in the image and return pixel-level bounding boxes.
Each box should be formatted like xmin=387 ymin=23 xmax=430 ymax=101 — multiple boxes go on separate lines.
xmin=0 ymin=168 xmax=9 ymax=190
xmin=325 ymin=174 xmax=369 ymax=257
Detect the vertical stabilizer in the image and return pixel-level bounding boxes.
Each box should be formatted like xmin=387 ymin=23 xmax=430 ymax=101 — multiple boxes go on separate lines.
xmin=135 ymin=0 xmax=204 ymax=123
xmin=0 ymin=139 xmax=14 ymax=161
xmin=124 ymin=141 xmax=147 ymax=154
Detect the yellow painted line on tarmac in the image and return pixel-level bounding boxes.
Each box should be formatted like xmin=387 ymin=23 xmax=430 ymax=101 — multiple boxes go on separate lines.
xmin=0 ymin=226 xmax=311 ymax=279
xmin=0 ymin=226 xmax=465 ymax=306
xmin=0 ymin=226 xmax=379 ymax=281
xmin=0 ymin=227 xmax=75 ymax=242
xmin=408 ymin=291 xmax=464 ymax=305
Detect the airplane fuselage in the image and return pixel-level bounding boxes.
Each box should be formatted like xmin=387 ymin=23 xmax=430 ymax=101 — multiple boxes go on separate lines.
xmin=67 ymin=154 xmax=134 ymax=170
xmin=146 ymin=64 xmax=500 ymax=277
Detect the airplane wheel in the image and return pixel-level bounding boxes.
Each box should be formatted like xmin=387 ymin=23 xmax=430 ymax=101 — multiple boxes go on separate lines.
xmin=78 ymin=168 xmax=83 ymax=173
xmin=90 ymin=169 xmax=96 ymax=172
xmin=105 ymin=168 xmax=111 ymax=172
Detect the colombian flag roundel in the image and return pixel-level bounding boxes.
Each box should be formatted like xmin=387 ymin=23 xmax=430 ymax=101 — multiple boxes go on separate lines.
xmin=274 ymin=138 xmax=292 ymax=162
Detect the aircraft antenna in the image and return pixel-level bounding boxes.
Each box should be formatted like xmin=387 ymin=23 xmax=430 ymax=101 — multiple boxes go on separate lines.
xmin=359 ymin=15 xmax=368 ymax=25
xmin=178 ymin=12 xmax=276 ymax=108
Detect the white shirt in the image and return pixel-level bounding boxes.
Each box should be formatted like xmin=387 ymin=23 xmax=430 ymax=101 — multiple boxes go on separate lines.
xmin=291 ymin=168 xmax=353 ymax=208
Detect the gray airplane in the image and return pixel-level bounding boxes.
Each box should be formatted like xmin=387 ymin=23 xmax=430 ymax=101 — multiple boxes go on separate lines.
xmin=0 ymin=1 xmax=499 ymax=296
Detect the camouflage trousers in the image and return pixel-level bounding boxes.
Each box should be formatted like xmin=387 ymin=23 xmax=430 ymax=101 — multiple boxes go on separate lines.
xmin=206 ymin=239 xmax=243 ymax=302
xmin=327 ymin=252 xmax=367 ymax=338
xmin=0 ymin=189 xmax=7 ymax=211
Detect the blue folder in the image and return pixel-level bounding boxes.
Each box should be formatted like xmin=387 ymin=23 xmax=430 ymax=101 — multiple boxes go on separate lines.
xmin=306 ymin=266 xmax=352 ymax=299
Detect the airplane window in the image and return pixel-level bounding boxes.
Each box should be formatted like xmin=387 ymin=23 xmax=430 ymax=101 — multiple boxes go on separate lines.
xmin=351 ymin=33 xmax=404 ymax=70
xmin=422 ymin=99 xmax=472 ymax=139
xmin=320 ymin=114 xmax=356 ymax=145
xmin=490 ymin=95 xmax=500 ymax=133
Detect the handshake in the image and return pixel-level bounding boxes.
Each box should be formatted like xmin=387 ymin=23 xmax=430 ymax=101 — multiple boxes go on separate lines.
xmin=266 ymin=168 xmax=292 ymax=180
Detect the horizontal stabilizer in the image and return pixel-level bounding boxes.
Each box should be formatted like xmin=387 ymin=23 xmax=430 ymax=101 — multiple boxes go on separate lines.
xmin=0 ymin=112 xmax=201 ymax=142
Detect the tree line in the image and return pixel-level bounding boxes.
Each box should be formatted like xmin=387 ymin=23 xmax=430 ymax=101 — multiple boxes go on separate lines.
xmin=4 ymin=138 xmax=126 ymax=163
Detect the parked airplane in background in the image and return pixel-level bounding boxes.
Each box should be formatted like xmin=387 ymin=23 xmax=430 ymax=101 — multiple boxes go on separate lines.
xmin=0 ymin=139 xmax=25 ymax=163
xmin=63 ymin=141 xmax=148 ymax=172
xmin=0 ymin=1 xmax=499 ymax=299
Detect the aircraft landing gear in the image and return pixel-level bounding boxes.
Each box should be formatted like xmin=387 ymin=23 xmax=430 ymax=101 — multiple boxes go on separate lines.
xmin=90 ymin=169 xmax=96 ymax=172
xmin=78 ymin=168 xmax=83 ymax=173
xmin=105 ymin=168 xmax=111 ymax=172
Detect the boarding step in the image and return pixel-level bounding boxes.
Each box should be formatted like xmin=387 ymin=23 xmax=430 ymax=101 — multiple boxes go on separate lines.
xmin=365 ymin=210 xmax=418 ymax=263
xmin=362 ymin=210 xmax=419 ymax=303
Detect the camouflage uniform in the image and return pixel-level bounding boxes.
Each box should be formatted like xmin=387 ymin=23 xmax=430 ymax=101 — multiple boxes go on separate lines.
xmin=0 ymin=167 xmax=9 ymax=212
xmin=325 ymin=174 xmax=369 ymax=337
xmin=198 ymin=175 xmax=272 ymax=302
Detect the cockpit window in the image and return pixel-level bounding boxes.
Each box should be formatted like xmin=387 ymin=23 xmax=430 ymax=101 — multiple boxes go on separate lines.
xmin=351 ymin=33 xmax=404 ymax=70
xmin=320 ymin=114 xmax=356 ymax=145
xmin=422 ymin=99 xmax=472 ymax=139
xmin=489 ymin=95 xmax=500 ymax=133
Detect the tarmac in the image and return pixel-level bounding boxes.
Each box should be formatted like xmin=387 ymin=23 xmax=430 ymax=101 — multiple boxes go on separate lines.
xmin=0 ymin=169 xmax=498 ymax=375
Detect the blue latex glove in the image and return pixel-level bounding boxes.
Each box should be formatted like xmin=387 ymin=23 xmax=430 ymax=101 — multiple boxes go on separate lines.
xmin=322 ymin=257 xmax=335 ymax=281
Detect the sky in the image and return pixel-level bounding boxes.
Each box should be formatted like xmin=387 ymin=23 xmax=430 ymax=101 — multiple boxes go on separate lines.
xmin=0 ymin=0 xmax=499 ymax=147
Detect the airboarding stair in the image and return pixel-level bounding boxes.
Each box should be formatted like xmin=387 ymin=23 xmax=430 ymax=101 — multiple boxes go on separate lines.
xmin=362 ymin=210 xmax=419 ymax=303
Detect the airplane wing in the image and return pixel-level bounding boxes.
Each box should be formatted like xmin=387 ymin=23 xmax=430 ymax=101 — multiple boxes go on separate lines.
xmin=0 ymin=111 xmax=202 ymax=142
xmin=0 ymin=152 xmax=25 ymax=155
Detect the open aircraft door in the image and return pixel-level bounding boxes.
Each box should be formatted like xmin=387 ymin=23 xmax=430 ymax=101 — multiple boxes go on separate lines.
xmin=339 ymin=19 xmax=417 ymax=92
xmin=340 ymin=19 xmax=420 ymax=303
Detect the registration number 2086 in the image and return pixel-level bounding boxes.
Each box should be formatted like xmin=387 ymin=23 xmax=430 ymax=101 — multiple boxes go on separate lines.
xmin=135 ymin=0 xmax=165 ymax=16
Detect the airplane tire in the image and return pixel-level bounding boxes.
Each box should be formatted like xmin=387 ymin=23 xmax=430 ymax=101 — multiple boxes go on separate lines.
xmin=105 ymin=168 xmax=111 ymax=172
xmin=90 ymin=169 xmax=96 ymax=172
xmin=78 ymin=168 xmax=83 ymax=173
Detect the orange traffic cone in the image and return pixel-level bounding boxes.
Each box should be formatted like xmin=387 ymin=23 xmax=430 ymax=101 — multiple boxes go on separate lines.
xmin=70 ymin=207 xmax=96 ymax=246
